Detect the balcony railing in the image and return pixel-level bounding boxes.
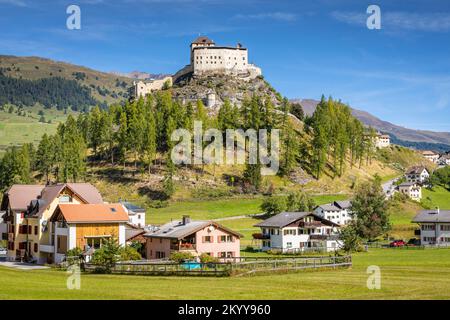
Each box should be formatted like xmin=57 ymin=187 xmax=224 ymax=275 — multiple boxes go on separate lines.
xmin=171 ymin=243 xmax=196 ymax=251
xmin=299 ymin=221 xmax=324 ymax=228
xmin=252 ymin=233 xmax=270 ymax=240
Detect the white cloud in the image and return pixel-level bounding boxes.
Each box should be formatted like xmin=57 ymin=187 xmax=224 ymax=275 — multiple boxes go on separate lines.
xmin=233 ymin=12 xmax=297 ymax=22
xmin=331 ymin=10 xmax=450 ymax=33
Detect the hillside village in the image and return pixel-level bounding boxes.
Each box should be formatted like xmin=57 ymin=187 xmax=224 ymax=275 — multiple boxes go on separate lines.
xmin=0 ymin=37 xmax=450 ymax=281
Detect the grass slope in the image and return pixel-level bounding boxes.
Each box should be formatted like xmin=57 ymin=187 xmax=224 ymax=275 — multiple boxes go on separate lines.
xmin=1 ymin=248 xmax=449 ymax=300
xmin=0 ymin=107 xmax=76 ymax=155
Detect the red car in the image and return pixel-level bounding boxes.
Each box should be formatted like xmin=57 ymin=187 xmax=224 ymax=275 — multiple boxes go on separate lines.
xmin=390 ymin=240 xmax=406 ymax=247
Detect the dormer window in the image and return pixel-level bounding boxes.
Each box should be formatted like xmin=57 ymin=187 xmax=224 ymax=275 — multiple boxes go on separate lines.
xmin=59 ymin=195 xmax=72 ymax=203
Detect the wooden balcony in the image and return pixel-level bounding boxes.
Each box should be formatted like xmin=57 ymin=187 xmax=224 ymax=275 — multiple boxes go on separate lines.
xmin=252 ymin=233 xmax=270 ymax=240
xmin=170 ymin=243 xmax=196 ymax=251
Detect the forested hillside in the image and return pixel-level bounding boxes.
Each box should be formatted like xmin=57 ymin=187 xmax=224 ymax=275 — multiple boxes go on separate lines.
xmin=0 ymin=55 xmax=134 ymax=107
xmin=0 ymin=71 xmax=96 ymax=111
xmin=0 ymin=90 xmax=385 ymax=199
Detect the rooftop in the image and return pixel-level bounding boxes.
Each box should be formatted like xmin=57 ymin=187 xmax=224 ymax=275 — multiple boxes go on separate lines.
xmin=144 ymin=217 xmax=243 ymax=240
xmin=254 ymin=212 xmax=338 ymax=228
xmin=413 ymin=210 xmax=450 ymax=223
xmin=406 ymin=166 xmax=428 ymax=175
xmin=192 ymin=36 xmax=215 ymax=45
xmin=53 ymin=203 xmax=129 ymax=223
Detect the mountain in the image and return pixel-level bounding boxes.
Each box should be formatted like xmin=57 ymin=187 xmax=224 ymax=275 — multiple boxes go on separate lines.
xmin=292 ymin=99 xmax=450 ymax=152
xmin=0 ymin=55 xmax=135 ymax=107
xmin=109 ymin=71 xmax=170 ymax=80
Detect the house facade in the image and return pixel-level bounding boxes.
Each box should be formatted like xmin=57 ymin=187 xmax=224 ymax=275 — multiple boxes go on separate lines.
xmin=421 ymin=150 xmax=439 ymax=163
xmin=405 ymin=166 xmax=430 ymax=184
xmin=438 ymin=154 xmax=450 ymax=166
xmin=1 ymin=183 xmax=104 ymax=264
xmin=374 ymin=133 xmax=390 ymax=148
xmin=144 ymin=216 xmax=242 ymax=261
xmin=120 ymin=201 xmax=146 ymax=228
xmin=253 ymin=212 xmax=341 ymax=253
xmin=398 ymin=182 xmax=422 ymax=201
xmin=413 ymin=210 xmax=450 ymax=246
xmin=49 ymin=204 xmax=128 ymax=263
xmin=314 ymin=200 xmax=352 ymax=226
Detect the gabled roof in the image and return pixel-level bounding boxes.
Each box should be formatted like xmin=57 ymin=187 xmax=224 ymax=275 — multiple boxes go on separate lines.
xmin=52 ymin=204 xmax=129 ymax=224
xmin=192 ymin=36 xmax=215 ymax=45
xmin=120 ymin=201 xmax=146 ymax=214
xmin=399 ymin=182 xmax=416 ymax=187
xmin=254 ymin=212 xmax=339 ymax=228
xmin=29 ymin=183 xmax=103 ymax=218
xmin=317 ymin=204 xmax=340 ymax=211
xmin=412 ymin=210 xmax=450 ymax=223
xmin=406 ymin=166 xmax=429 ymax=175
xmin=334 ymin=200 xmax=352 ymax=210
xmin=144 ymin=219 xmax=243 ymax=240
xmin=1 ymin=185 xmax=45 ymax=211
xmin=422 ymin=150 xmax=437 ymax=156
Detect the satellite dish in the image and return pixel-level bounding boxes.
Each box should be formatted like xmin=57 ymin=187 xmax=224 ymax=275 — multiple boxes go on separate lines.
xmin=208 ymin=226 xmax=215 ymax=232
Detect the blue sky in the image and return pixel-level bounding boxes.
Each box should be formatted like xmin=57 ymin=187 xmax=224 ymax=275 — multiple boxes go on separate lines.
xmin=1 ymin=0 xmax=450 ymax=131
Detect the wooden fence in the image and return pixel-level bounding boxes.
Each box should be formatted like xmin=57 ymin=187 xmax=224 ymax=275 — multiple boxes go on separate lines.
xmin=83 ymin=255 xmax=352 ymax=277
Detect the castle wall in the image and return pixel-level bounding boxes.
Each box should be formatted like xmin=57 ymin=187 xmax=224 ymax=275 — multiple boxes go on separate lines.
xmin=193 ymin=47 xmax=249 ymax=76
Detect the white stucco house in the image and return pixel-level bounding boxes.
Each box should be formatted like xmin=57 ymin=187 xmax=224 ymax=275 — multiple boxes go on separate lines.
xmin=253 ymin=212 xmax=342 ymax=253
xmin=405 ymin=166 xmax=430 ymax=185
xmin=120 ymin=201 xmax=146 ymax=228
xmin=413 ymin=209 xmax=450 ymax=246
xmin=314 ymin=200 xmax=353 ymax=226
xmin=398 ymin=182 xmax=422 ymax=201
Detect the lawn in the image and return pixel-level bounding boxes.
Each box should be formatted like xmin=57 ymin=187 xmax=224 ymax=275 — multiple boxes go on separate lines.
xmin=423 ymin=186 xmax=450 ymax=209
xmin=148 ymin=194 xmax=349 ymax=225
xmin=0 ymin=107 xmax=74 ymax=155
xmin=1 ymin=248 xmax=449 ymax=299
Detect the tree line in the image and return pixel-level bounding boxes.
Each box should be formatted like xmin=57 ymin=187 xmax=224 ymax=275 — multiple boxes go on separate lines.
xmin=0 ymin=91 xmax=377 ymax=195
xmin=0 ymin=71 xmax=97 ymax=111
xmin=306 ymin=96 xmax=376 ymax=179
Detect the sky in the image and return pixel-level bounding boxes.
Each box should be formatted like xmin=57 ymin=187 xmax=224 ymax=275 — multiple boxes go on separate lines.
xmin=1 ymin=0 xmax=450 ymax=131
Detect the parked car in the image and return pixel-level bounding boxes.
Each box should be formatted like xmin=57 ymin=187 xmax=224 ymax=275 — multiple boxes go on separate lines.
xmin=0 ymin=247 xmax=7 ymax=255
xmin=407 ymin=238 xmax=420 ymax=246
xmin=389 ymin=240 xmax=406 ymax=247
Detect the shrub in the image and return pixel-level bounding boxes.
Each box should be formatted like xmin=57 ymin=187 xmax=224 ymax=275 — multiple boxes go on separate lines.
xmin=199 ymin=253 xmax=218 ymax=264
xmin=91 ymin=238 xmax=121 ymax=273
xmin=119 ymin=246 xmax=142 ymax=261
xmin=170 ymin=251 xmax=194 ymax=263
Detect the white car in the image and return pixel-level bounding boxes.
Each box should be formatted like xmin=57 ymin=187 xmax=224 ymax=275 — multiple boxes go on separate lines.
xmin=0 ymin=248 xmax=7 ymax=255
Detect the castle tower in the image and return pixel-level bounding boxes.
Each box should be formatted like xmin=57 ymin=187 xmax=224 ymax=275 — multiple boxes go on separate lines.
xmin=190 ymin=36 xmax=215 ymax=64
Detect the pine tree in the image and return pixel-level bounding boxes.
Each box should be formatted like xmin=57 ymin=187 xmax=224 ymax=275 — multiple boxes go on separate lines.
xmin=36 ymin=133 xmax=54 ymax=183
xmin=117 ymin=111 xmax=128 ymax=169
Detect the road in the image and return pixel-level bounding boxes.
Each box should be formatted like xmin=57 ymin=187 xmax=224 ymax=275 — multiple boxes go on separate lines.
xmin=382 ymin=177 xmax=400 ymax=197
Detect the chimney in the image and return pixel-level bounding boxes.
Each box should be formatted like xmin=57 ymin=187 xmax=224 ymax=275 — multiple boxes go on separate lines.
xmin=182 ymin=215 xmax=191 ymax=225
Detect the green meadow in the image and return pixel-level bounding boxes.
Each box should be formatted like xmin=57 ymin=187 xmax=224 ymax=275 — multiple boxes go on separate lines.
xmin=1 ymin=248 xmax=449 ymax=300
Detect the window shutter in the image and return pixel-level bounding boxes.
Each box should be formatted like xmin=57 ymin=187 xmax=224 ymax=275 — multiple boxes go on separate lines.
xmin=217 ymin=236 xmax=221 ymax=243
xmin=28 ymin=225 xmax=32 ymax=234
xmin=202 ymin=236 xmax=205 ymax=243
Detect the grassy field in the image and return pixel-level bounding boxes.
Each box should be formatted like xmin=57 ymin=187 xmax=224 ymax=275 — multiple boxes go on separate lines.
xmin=1 ymin=248 xmax=449 ymax=300
xmin=148 ymin=194 xmax=349 ymax=225
xmin=0 ymin=106 xmax=74 ymax=155
xmin=423 ymin=186 xmax=450 ymax=209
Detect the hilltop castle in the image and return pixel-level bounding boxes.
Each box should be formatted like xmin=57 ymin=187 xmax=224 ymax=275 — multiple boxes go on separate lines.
xmin=133 ymin=36 xmax=262 ymax=98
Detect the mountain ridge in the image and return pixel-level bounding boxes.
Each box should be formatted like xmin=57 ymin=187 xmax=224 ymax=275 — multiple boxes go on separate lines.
xmin=292 ymin=98 xmax=450 ymax=152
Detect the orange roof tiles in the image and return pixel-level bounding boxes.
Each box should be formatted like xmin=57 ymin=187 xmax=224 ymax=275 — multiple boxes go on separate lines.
xmin=57 ymin=204 xmax=129 ymax=223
